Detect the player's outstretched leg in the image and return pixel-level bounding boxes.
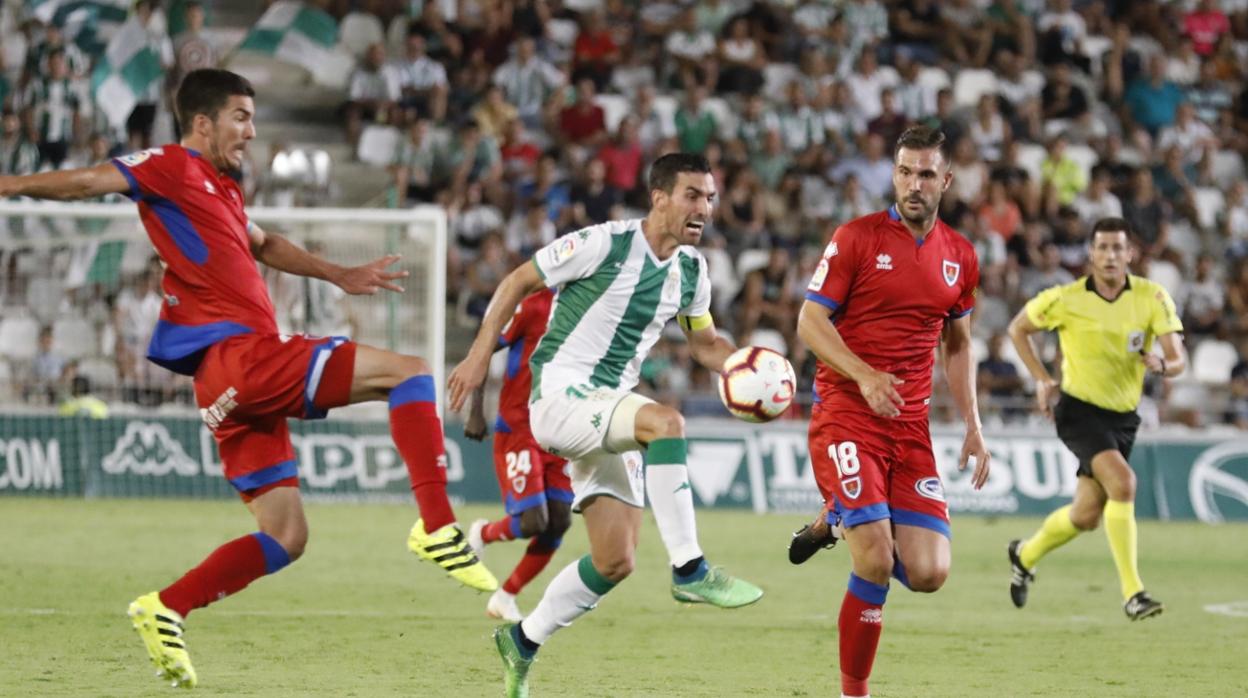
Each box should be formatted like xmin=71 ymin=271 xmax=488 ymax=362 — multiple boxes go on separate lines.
xmin=127 ymin=487 xmax=302 ymax=688
xmin=789 ymin=509 xmax=843 ymax=565
xmin=649 ymin=440 xmax=763 ymax=607
xmin=472 ymin=502 xmax=571 ymax=621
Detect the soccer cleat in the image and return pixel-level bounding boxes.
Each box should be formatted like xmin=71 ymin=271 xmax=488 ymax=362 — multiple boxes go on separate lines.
xmin=487 ymin=589 xmax=524 ymax=622
xmin=127 ymin=592 xmax=197 ymax=689
xmin=494 ymin=623 xmax=534 ymax=698
xmin=407 ymin=519 xmax=499 ymax=593
xmin=467 ymin=518 xmax=488 ymax=557
xmin=789 ymin=512 xmax=842 ymax=565
xmin=1007 ymin=539 xmax=1036 ymax=609
xmin=671 ymin=566 xmax=764 ymax=608
xmin=1124 ymin=591 xmax=1164 ymax=621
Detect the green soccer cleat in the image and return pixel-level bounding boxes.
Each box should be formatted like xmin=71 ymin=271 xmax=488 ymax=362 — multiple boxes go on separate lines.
xmin=407 ymin=519 xmax=499 ymax=593
xmin=494 ymin=623 xmax=535 ymax=698
xmin=127 ymin=592 xmax=197 ymax=689
xmin=671 ymin=566 xmax=764 ymax=608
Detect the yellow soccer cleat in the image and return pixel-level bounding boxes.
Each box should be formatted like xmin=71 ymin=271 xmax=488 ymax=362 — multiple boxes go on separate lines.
xmin=127 ymin=592 xmax=197 ymax=689
xmin=407 ymin=519 xmax=499 ymax=593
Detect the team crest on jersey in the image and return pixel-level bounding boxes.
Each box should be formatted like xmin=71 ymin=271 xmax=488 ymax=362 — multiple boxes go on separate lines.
xmin=1127 ymin=330 xmax=1145 ymax=353
xmin=808 ymin=258 xmax=829 ymax=291
xmin=512 ymin=476 xmax=527 ymax=494
xmin=915 ymin=476 xmax=945 ymax=502
xmin=841 ymin=476 xmax=862 ymax=500
xmin=942 ymin=260 xmax=960 ymax=286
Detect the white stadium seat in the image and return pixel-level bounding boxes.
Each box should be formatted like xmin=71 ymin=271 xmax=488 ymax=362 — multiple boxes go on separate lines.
xmin=1191 ymin=338 xmax=1239 ymax=386
xmin=338 ymin=12 xmax=385 ymax=57
xmin=0 ymin=315 xmax=39 ymax=361
xmin=52 ymin=317 xmax=96 ymax=360
xmin=953 ymin=69 xmax=998 ymax=108
xmin=1193 ymin=187 xmax=1225 ymax=231
xmin=356 ymin=125 xmax=403 ymax=168
xmin=594 ymin=93 xmax=630 ymax=133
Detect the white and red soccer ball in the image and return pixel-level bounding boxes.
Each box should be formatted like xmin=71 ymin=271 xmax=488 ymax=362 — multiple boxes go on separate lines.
xmin=717 ymin=346 xmax=796 ymax=423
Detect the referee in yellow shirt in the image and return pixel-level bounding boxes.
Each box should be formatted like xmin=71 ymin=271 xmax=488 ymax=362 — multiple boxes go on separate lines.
xmin=1005 ymin=217 xmax=1186 ymax=621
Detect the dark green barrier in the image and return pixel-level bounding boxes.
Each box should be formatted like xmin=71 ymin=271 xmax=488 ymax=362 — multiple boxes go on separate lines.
xmin=2 ymin=413 xmax=1246 ymax=522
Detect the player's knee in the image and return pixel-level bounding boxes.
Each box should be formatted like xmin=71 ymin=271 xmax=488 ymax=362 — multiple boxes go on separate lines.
xmin=597 ymin=552 xmax=635 ymax=583
xmin=855 ymin=545 xmax=895 ymax=583
xmin=396 ymin=355 xmax=431 ymax=381
xmin=270 ymin=525 xmax=308 ymax=562
xmin=1070 ymin=510 xmax=1100 ymax=531
xmin=651 ymin=407 xmax=685 ymax=439
xmin=906 ymin=565 xmax=949 ymax=593
xmin=1106 ymin=472 xmax=1136 ymax=501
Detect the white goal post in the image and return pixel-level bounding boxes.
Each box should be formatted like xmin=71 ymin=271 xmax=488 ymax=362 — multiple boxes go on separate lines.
xmin=0 ymin=201 xmax=448 ymax=410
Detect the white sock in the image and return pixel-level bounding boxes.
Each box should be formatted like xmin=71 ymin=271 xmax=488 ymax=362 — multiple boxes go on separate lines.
xmin=645 ymin=463 xmax=703 ymax=567
xmin=520 ymin=555 xmax=615 ymax=644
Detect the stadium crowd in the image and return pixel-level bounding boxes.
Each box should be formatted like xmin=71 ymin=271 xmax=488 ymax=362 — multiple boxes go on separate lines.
xmin=2 ymin=0 xmax=1248 ymax=429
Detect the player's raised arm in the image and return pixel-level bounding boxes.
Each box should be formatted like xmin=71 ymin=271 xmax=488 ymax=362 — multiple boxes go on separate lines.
xmin=248 ymin=223 xmax=408 ymax=295
xmin=0 ymin=161 xmax=131 ymax=201
xmin=940 ymin=314 xmax=990 ymax=489
xmin=797 ymin=299 xmax=904 ymax=418
xmin=447 ymin=260 xmax=545 ymax=411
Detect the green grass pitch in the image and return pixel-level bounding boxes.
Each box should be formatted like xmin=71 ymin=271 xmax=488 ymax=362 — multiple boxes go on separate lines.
xmin=1 ymin=499 xmax=1245 ymax=697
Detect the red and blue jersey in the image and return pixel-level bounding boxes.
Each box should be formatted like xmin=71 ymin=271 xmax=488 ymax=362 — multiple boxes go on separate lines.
xmin=495 ymin=288 xmax=554 ymax=434
xmin=804 ymin=206 xmax=979 ymax=421
xmin=111 ymin=145 xmax=277 ymax=375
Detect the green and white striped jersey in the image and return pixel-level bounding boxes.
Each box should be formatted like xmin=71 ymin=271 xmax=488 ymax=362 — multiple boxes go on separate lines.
xmin=529 ymin=219 xmax=712 ymax=402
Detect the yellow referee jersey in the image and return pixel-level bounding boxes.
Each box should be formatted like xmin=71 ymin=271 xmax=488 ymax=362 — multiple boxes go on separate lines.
xmin=1024 ymin=275 xmax=1183 ymax=413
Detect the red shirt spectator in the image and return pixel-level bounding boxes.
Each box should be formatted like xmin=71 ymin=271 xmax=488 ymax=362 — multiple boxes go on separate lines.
xmin=597 ymin=121 xmax=643 ymax=192
xmin=1184 ymin=0 xmax=1230 ymax=56
xmin=558 ymin=79 xmax=607 ymax=145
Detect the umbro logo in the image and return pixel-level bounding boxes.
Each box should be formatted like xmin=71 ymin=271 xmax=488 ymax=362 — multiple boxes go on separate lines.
xmin=876 ymin=254 xmax=893 ymax=270
xmin=860 ymin=608 xmax=882 ymax=624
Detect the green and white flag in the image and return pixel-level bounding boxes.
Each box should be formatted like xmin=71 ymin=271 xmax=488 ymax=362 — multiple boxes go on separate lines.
xmin=90 ymin=20 xmax=164 ymax=129
xmin=237 ymin=1 xmax=348 ymax=83
xmin=26 ymin=0 xmax=130 ymax=57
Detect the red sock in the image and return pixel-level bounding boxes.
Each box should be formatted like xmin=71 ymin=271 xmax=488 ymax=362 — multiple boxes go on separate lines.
xmin=159 ymin=532 xmax=290 ymax=618
xmin=482 ymin=516 xmax=520 ymax=544
xmin=502 ymin=537 xmax=559 ymax=595
xmin=389 ymin=376 xmax=454 ymax=531
xmin=838 ymin=573 xmax=888 ymax=697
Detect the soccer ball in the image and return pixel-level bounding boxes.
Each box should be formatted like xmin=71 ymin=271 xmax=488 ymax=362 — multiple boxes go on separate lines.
xmin=717 ymin=346 xmax=797 ymax=423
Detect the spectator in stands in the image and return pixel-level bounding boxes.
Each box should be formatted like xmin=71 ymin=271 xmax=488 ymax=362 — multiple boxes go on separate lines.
xmin=58 ymin=374 xmax=109 ymax=419
xmin=1226 ymin=361 xmax=1248 ymax=430
xmin=1052 ymin=207 xmax=1089 ymax=274
xmin=1123 ymin=54 xmax=1185 ymax=137
xmin=557 ymin=78 xmax=607 ymax=151
xmin=664 ymin=7 xmax=717 ymax=91
xmin=25 ymin=325 xmax=65 ymax=404
xmin=832 ymin=173 xmax=877 ymax=222
xmin=492 ymin=36 xmax=564 ymax=130
xmin=1158 ymin=103 xmax=1218 ymax=166
xmin=463 ymin=231 xmax=509 ymax=318
xmin=344 ymin=43 xmax=399 ymax=150
xmin=470 ymin=1 xmax=516 ymax=68
xmin=123 ymin=1 xmax=174 ymax=150
xmin=505 ymin=197 xmax=555 ymax=258
xmin=23 ymin=22 xmax=88 ymax=83
xmin=1122 ymin=168 xmax=1171 ymax=259
xmin=1187 ymin=59 xmax=1234 ymax=126
xmin=113 ymin=259 xmax=163 ymax=405
xmin=1182 ymin=253 xmax=1224 ymax=337
xmin=777 ymin=80 xmax=824 ymax=168
xmin=569 ymin=158 xmax=622 ymax=226
xmin=1226 ymin=260 xmax=1248 ymax=334
xmin=571 ymin=9 xmax=619 ymax=91
xmin=979 ymin=178 xmax=1023 ymax=242
xmin=977 ymin=332 xmax=1025 ymax=421
xmin=1224 ymin=182 xmax=1248 ymax=258
xmin=596 ymin=115 xmax=643 ymax=196
xmin=1020 ymin=241 xmax=1075 ymax=299
xmin=829 ymin=132 xmax=893 ymax=201
xmin=1041 ymin=61 xmax=1089 ymax=122
xmin=1 ymin=108 xmax=39 ymax=177
xmin=1039 ymin=134 xmax=1088 ymax=214
xmin=0 ymin=54 xmax=11 ymax=111
xmin=889 ymin=0 xmax=945 ymax=65
xmin=392 ymin=117 xmax=443 ymax=204
xmin=674 ymin=85 xmax=716 ymax=155
xmin=472 ymin=84 xmax=518 ymax=139
xmin=942 ymin=0 xmax=994 ymax=67
xmin=845 ymin=49 xmax=894 ymax=122
xmin=21 ymin=49 xmax=80 ymax=169
xmin=297 ymin=240 xmax=357 ymax=338
xmin=969 ymin=93 xmax=1010 ymax=163
xmin=170 ymin=2 xmax=219 ymax=109
xmin=446 ymin=120 xmax=503 ymax=192
xmin=737 ymin=246 xmax=799 ymax=353
xmin=1072 ymin=165 xmax=1123 ymax=228
xmin=394 ymin=33 xmax=449 ymax=124
xmin=1036 ymin=0 xmax=1087 ymax=68
xmin=718 ymin=167 xmax=767 ymax=249
xmin=516 ymin=152 xmax=571 ymax=227
xmin=1184 ymin=0 xmax=1231 ymax=57
xmin=867 ymin=88 xmax=908 ymax=152
xmin=716 ymin=17 xmax=765 ymax=96
xmin=948 ymin=136 xmax=989 ymax=209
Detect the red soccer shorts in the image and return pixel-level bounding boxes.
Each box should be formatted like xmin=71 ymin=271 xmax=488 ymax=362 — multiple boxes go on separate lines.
xmin=492 ymin=426 xmax=573 ymax=516
xmin=194 ymin=333 xmax=356 ymax=500
xmin=808 ymin=404 xmax=950 ymax=537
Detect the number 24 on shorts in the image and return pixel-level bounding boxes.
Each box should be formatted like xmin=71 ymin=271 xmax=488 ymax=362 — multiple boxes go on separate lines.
xmin=829 ymin=441 xmax=864 ymax=500
xmin=505 ymin=450 xmax=532 ymax=494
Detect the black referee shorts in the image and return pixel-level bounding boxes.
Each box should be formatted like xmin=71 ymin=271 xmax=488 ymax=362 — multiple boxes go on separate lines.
xmin=1054 ymin=392 xmax=1141 ymax=478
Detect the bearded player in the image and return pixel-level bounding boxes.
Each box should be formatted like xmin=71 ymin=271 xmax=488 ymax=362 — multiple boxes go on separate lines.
xmin=799 ymin=125 xmax=992 ymax=698
xmin=0 ymin=69 xmax=496 ymax=688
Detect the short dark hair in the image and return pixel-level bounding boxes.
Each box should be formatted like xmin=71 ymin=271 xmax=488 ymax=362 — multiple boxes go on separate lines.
xmin=894 ymin=125 xmax=949 ymax=162
xmin=175 ymin=69 xmax=255 ymax=133
xmin=648 ymin=152 xmax=712 ymax=194
xmin=1091 ymin=217 xmax=1131 ymax=238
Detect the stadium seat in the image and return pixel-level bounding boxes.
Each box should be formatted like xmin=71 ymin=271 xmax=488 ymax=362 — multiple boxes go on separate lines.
xmin=357 ymin=126 xmax=402 ymax=168
xmin=1064 ymin=144 xmax=1099 ymax=182
xmin=0 ymin=358 xmax=11 ymax=401
xmin=545 ymin=18 xmax=579 ymax=49
xmin=651 ymin=95 xmax=678 ymax=132
xmin=1014 ymin=142 xmax=1047 ymax=183
xmin=595 ymin=93 xmax=630 ymax=133
xmin=736 ymin=249 xmax=770 ymax=278
xmin=763 ymin=63 xmax=801 ymax=101
xmin=703 ymin=96 xmax=737 ymax=136
xmin=917 ymin=66 xmax=951 ymax=92
xmin=386 ymin=14 xmax=410 ymax=54
xmin=1081 ymin=35 xmax=1113 ymax=79
xmin=338 ymin=12 xmax=385 ymax=57
xmin=25 ymin=276 xmax=63 ymax=323
xmin=77 ymin=357 xmax=120 ymax=392
xmin=1211 ymin=150 xmax=1245 ymax=182
xmin=1191 ymin=338 xmax=1239 ymax=385
xmin=1193 ymin=188 xmax=1225 ymax=231
xmin=52 ymin=317 xmax=96 ymax=360
xmin=0 ymin=315 xmax=39 ymax=361
xmin=747 ymin=328 xmax=787 ymax=357
xmin=952 ymin=69 xmax=998 ymax=108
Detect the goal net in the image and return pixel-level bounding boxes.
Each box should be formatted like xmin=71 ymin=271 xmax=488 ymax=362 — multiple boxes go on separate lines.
xmin=0 ymin=200 xmax=461 ymax=502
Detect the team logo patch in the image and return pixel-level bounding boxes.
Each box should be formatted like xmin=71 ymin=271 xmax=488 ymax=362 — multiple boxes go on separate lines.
xmin=512 ymin=476 xmax=526 ymax=494
xmin=942 ymin=259 xmax=960 ymax=287
xmin=808 ymin=258 xmax=829 ymax=290
xmin=116 ymin=147 xmax=163 ymax=167
xmin=1127 ymin=330 xmax=1145 ymax=353
xmin=824 ymin=241 xmax=838 ymax=257
xmin=841 ymin=476 xmax=862 ymax=500
xmin=547 ymin=236 xmax=578 ymax=266
xmin=876 ymin=254 xmax=893 ymax=270
xmin=860 ymin=608 xmax=883 ymax=624
xmin=915 ymin=476 xmax=945 ymax=502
